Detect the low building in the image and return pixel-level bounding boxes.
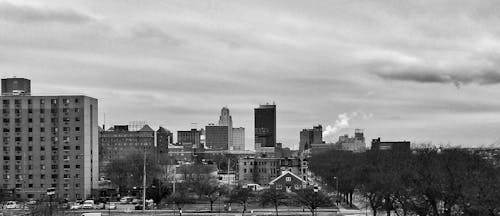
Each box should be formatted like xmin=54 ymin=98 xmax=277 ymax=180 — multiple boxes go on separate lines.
xmin=269 ymin=171 xmax=308 ymax=193
xmin=237 ymin=156 xmax=308 ymax=186
xmin=371 ymin=137 xmax=411 ymax=152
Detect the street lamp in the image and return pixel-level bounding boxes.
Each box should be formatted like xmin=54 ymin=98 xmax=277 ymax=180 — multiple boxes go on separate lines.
xmin=333 ymin=176 xmax=339 ymax=203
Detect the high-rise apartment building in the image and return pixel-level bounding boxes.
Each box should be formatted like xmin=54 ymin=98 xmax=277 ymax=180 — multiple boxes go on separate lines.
xmin=299 ymin=125 xmax=323 ymax=152
xmin=205 ymin=124 xmax=229 ymax=150
xmin=254 ymin=103 xmax=276 ymax=152
xmin=232 ymin=127 xmax=245 ymax=151
xmin=218 ymin=107 xmax=233 ymax=149
xmin=0 ymin=78 xmax=98 ymax=201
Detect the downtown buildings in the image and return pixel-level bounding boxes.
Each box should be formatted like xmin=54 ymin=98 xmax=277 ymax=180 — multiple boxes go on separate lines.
xmin=254 ymin=103 xmax=276 ymax=154
xmin=0 ymin=78 xmax=98 ymax=201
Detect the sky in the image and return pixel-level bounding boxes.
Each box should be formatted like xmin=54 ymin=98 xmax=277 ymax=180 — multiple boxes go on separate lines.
xmin=1 ymin=0 xmax=500 ymax=149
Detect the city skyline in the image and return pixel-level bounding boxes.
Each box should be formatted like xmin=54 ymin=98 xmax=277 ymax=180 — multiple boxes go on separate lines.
xmin=2 ymin=0 xmax=500 ymax=148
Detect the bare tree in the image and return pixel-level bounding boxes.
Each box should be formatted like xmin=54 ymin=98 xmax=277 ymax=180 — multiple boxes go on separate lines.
xmin=293 ymin=188 xmax=331 ymax=216
xmin=260 ymin=187 xmax=289 ymax=216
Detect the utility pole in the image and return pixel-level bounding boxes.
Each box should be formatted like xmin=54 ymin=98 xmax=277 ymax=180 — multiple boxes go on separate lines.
xmin=143 ymin=150 xmax=147 ymax=212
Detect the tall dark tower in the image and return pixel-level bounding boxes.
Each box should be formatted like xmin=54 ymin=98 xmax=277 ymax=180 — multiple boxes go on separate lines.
xmin=254 ymin=103 xmax=276 ymax=152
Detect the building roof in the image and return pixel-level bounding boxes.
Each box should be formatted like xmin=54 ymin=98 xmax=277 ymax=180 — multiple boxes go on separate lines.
xmin=269 ymin=171 xmax=307 ymax=185
xmin=157 ymin=126 xmax=171 ymax=133
xmin=138 ymin=124 xmax=154 ymax=132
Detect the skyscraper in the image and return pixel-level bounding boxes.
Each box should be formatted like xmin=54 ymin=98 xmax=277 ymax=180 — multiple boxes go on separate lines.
xmin=0 ymin=78 xmax=98 ymax=201
xmin=205 ymin=124 xmax=229 ymax=150
xmin=218 ymin=107 xmax=233 ymax=149
xmin=254 ymin=103 xmax=276 ymax=152
xmin=299 ymin=125 xmax=323 ymax=152
xmin=232 ymin=127 xmax=245 ymax=151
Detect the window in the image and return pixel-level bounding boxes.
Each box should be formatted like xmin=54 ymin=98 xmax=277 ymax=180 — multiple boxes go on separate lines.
xmin=75 ymin=146 xmax=80 ymax=150
xmin=3 ymin=128 xmax=9 ymax=132
xmin=63 ymin=127 xmax=70 ymax=132
xmin=28 ymin=175 xmax=33 ymax=179
xmin=40 ymin=99 xmax=45 ymax=104
xmin=243 ymin=169 xmax=247 ymax=173
xmin=75 ymin=165 xmax=80 ymax=169
xmin=28 ymin=118 xmax=33 ymax=123
xmin=295 ymin=184 xmax=300 ymax=189
xmin=63 ymin=165 xmax=70 ymax=169
xmin=51 ymin=99 xmax=57 ymax=104
xmin=74 ymin=99 xmax=80 ymax=103
xmin=28 ymin=146 xmax=32 ymax=151
xmin=28 ymin=99 xmax=32 ymax=105
xmin=40 ymin=155 xmax=45 ymax=160
xmin=40 ymin=165 xmax=45 ymax=170
xmin=15 ymin=137 xmax=21 ymax=142
xmin=40 ymin=146 xmax=45 ymax=151
xmin=74 ymin=108 xmax=80 ymax=112
xmin=28 ymin=128 xmax=33 ymax=132
xmin=28 ymin=109 xmax=32 ymax=113
xmin=40 ymin=118 xmax=45 ymax=123
xmin=28 ymin=137 xmax=33 ymax=142
xmin=40 ymin=127 xmax=45 ymax=132
xmin=75 ymin=136 xmax=80 ymax=141
xmin=28 ymin=184 xmax=33 ymax=188
xmin=286 ymin=177 xmax=291 ymax=182
xmin=75 ymin=127 xmax=80 ymax=131
xmin=40 ymin=174 xmax=45 ymax=179
xmin=276 ymin=184 xmax=282 ymax=189
xmin=75 ymin=117 xmax=80 ymax=122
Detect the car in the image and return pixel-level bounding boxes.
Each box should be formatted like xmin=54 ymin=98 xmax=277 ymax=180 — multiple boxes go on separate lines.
xmin=106 ymin=202 xmax=117 ymax=210
xmin=4 ymin=201 xmax=20 ymax=209
xmin=119 ymin=197 xmax=134 ymax=204
xmin=70 ymin=203 xmax=82 ymax=210
xmin=82 ymin=200 xmax=95 ymax=209
xmin=131 ymin=198 xmax=141 ymax=204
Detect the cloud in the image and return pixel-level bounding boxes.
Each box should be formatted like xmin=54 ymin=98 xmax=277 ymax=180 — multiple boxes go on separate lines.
xmin=0 ymin=2 xmax=95 ymax=24
xmin=322 ymin=112 xmax=358 ymax=142
xmin=376 ymin=69 xmax=500 ymax=88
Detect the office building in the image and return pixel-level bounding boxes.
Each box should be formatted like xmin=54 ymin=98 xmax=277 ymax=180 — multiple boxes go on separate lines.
xmin=156 ymin=126 xmax=173 ymax=162
xmin=299 ymin=125 xmax=323 ymax=152
xmin=205 ymin=124 xmax=229 ymax=150
xmin=0 ymin=78 xmax=98 ymax=201
xmin=336 ymin=129 xmax=366 ymax=152
xmin=218 ymin=107 xmax=233 ymax=149
xmin=254 ymin=103 xmax=276 ymax=153
xmin=232 ymin=127 xmax=245 ymax=151
xmin=177 ymin=129 xmax=202 ymax=149
xmin=99 ymin=124 xmax=155 ymax=175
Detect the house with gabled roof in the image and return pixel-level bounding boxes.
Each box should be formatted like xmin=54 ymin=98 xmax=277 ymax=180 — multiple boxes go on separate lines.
xmin=269 ymin=171 xmax=308 ymax=193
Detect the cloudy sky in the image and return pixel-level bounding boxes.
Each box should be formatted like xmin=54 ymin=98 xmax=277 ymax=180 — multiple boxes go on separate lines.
xmin=2 ymin=0 xmax=500 ymax=149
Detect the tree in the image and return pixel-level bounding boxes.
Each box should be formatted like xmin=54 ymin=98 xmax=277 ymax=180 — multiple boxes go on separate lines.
xmin=293 ymin=188 xmax=332 ymax=216
xmin=192 ymin=180 xmax=222 ymax=212
xmin=230 ymin=186 xmax=254 ymax=216
xmin=105 ymin=151 xmax=161 ymax=193
xmin=167 ymin=183 xmax=193 ymax=214
xmin=147 ymin=178 xmax=171 ymax=205
xmin=260 ymin=187 xmax=289 ymax=216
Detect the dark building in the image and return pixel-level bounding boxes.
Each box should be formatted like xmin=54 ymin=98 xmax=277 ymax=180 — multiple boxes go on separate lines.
xmin=1 ymin=78 xmax=31 ymax=95
xmin=99 ymin=125 xmax=155 ymax=175
xmin=205 ymin=124 xmax=229 ymax=150
xmin=177 ymin=129 xmax=202 ymax=149
xmin=157 ymin=127 xmax=173 ymax=164
xmin=299 ymin=125 xmax=323 ymax=152
xmin=255 ymin=103 xmax=276 ymax=152
xmin=371 ymin=137 xmax=411 ymax=152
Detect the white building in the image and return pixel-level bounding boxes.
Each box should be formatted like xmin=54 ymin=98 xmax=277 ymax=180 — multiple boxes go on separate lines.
xmin=232 ymin=127 xmax=245 ymax=150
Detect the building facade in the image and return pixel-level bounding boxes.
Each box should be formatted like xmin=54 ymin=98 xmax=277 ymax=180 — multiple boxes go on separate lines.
xmin=336 ymin=129 xmax=366 ymax=152
xmin=205 ymin=125 xmax=229 ymax=150
xmin=177 ymin=129 xmax=202 ymax=149
xmin=254 ymin=104 xmax=276 ymax=153
xmin=237 ymin=156 xmax=308 ymax=186
xmin=371 ymin=137 xmax=411 ymax=152
xmin=98 ymin=125 xmax=155 ymax=176
xmin=0 ymin=79 xmax=98 ymax=201
xmin=299 ymin=125 xmax=323 ymax=152
xmin=232 ymin=127 xmax=245 ymax=151
xmin=218 ymin=107 xmax=233 ymax=150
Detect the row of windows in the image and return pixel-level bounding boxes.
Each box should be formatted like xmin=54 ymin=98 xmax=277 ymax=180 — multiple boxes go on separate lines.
xmin=3 ymin=135 xmax=81 ymax=142
xmin=4 ymin=190 xmax=82 ymax=200
xmin=2 ymin=98 xmax=80 ymax=105
xmin=2 ymin=117 xmax=80 ymax=123
xmin=242 ymin=161 xmax=279 ymax=166
xmin=2 ymin=154 xmax=82 ymax=162
xmin=2 ymin=108 xmax=82 ymax=114
xmin=3 ymin=173 xmax=81 ymax=180
xmin=3 ymin=126 xmax=81 ymax=133
xmin=2 ymin=164 xmax=81 ymax=169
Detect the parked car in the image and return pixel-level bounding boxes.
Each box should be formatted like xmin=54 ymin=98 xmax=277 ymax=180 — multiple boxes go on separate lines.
xmin=106 ymin=202 xmax=117 ymax=210
xmin=131 ymin=198 xmax=141 ymax=204
xmin=4 ymin=201 xmax=21 ymax=209
xmin=69 ymin=203 xmax=82 ymax=210
xmin=119 ymin=197 xmax=134 ymax=204
xmin=82 ymin=200 xmax=95 ymax=209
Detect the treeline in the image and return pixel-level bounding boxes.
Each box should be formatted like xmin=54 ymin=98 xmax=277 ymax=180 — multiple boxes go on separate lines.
xmin=310 ymin=147 xmax=500 ymax=216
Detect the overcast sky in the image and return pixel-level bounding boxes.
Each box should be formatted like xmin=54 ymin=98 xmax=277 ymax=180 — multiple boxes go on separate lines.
xmin=2 ymin=0 xmax=500 ymax=149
